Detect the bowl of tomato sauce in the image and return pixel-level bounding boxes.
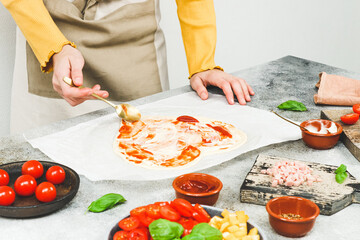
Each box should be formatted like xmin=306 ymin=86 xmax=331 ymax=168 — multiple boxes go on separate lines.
xmin=172 ymin=173 xmax=223 ymax=206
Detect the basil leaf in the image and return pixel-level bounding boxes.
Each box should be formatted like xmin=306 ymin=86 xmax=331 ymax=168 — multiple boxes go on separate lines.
xmin=335 ymin=164 xmax=347 ymax=174
xmin=190 ymin=223 xmax=223 ymax=240
xmin=182 ymin=233 xmax=206 ymax=240
xmin=149 ymin=219 xmax=184 ymax=240
xmin=87 ymin=193 xmax=126 ymax=213
xmin=277 ymin=100 xmax=307 ymax=111
xmin=335 ymin=172 xmax=348 ymax=184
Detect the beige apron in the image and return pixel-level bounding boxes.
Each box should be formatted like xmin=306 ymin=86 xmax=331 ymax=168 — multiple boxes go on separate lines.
xmin=11 ymin=0 xmax=168 ymax=134
xmin=26 ymin=0 xmax=167 ymax=101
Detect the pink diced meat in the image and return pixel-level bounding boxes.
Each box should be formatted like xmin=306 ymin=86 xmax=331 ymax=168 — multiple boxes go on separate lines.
xmin=262 ymin=160 xmax=320 ymax=187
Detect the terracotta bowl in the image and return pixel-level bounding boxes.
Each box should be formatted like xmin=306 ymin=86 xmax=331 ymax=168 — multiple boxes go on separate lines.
xmin=300 ymin=119 xmax=342 ymax=150
xmin=266 ymin=196 xmax=320 ymax=238
xmin=172 ymin=173 xmax=223 ymax=206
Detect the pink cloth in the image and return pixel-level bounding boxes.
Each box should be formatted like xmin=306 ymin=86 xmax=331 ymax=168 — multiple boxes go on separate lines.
xmin=314 ymin=72 xmax=360 ymax=106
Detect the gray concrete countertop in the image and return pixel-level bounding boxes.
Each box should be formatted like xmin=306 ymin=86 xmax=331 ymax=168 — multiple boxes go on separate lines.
xmin=1 ymin=56 xmax=359 ymax=239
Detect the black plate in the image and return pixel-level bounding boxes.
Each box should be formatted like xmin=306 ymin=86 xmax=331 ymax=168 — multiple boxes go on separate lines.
xmin=0 ymin=161 xmax=80 ymax=218
xmin=108 ymin=205 xmax=267 ymax=240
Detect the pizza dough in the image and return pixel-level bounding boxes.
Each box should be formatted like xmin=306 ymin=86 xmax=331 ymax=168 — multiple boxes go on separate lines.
xmin=113 ymin=115 xmax=247 ymax=169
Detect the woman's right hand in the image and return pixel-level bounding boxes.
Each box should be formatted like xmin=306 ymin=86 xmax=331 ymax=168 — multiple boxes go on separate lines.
xmin=52 ymin=45 xmax=109 ymax=106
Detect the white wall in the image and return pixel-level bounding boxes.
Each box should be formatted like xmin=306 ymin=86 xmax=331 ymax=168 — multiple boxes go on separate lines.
xmin=0 ymin=3 xmax=16 ymax=137
xmin=1 ymin=0 xmax=360 ymax=136
xmin=160 ymin=0 xmax=360 ymax=88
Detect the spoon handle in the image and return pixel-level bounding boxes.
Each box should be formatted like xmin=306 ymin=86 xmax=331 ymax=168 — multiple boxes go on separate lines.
xmin=271 ymin=110 xmax=308 ymax=132
xmin=63 ymin=77 xmax=116 ymax=108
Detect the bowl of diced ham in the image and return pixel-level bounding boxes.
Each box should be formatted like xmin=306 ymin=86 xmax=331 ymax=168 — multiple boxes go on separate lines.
xmin=266 ymin=196 xmax=320 ymax=238
xmin=300 ymin=119 xmax=342 ymax=149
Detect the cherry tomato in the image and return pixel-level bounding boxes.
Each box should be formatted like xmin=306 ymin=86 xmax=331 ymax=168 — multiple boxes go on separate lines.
xmin=113 ymin=230 xmax=129 ymax=240
xmin=353 ymin=104 xmax=360 ymax=114
xmin=46 ymin=166 xmax=66 ymax=184
xmin=178 ymin=218 xmax=198 ymax=236
xmin=35 ymin=182 xmax=56 ymax=202
xmin=192 ymin=204 xmax=211 ymax=223
xmin=145 ymin=204 xmax=161 ymax=219
xmin=130 ymin=206 xmax=147 ymax=218
xmin=340 ymin=113 xmax=359 ymax=125
xmin=159 ymin=205 xmax=181 ymax=222
xmin=118 ymin=217 xmax=140 ymax=231
xmin=138 ymin=212 xmax=155 ymax=227
xmin=0 ymin=169 xmax=10 ymax=186
xmin=0 ymin=186 xmax=15 ymax=206
xmin=22 ymin=160 xmax=44 ymax=179
xmin=129 ymin=228 xmax=149 ymax=240
xmin=14 ymin=175 xmax=37 ymax=196
xmin=171 ymin=198 xmax=194 ymax=217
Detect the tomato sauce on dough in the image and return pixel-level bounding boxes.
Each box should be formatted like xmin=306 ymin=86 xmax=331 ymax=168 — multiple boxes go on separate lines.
xmin=114 ymin=115 xmax=245 ymax=168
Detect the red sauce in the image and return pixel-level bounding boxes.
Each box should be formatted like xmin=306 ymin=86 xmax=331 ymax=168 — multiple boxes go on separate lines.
xmin=117 ymin=120 xmax=145 ymax=138
xmin=309 ymin=121 xmax=322 ymax=132
xmin=121 ymin=104 xmax=128 ymax=115
xmin=202 ymin=138 xmax=212 ymax=143
xmin=176 ymin=115 xmax=199 ymax=123
xmin=160 ymin=145 xmax=200 ymax=167
xmin=206 ymin=124 xmax=232 ymax=138
xmin=179 ymin=180 xmax=216 ymax=193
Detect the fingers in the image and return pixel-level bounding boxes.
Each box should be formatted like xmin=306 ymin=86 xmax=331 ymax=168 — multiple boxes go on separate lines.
xmin=69 ymin=56 xmax=84 ymax=87
xmin=217 ymin=78 xmax=235 ymax=105
xmin=192 ymin=69 xmax=254 ymax=105
xmin=52 ymin=45 xmax=92 ymax=106
xmin=247 ymin=84 xmax=255 ymax=96
xmin=91 ymin=85 xmax=109 ymax=99
xmin=229 ymin=79 xmax=246 ymax=105
xmin=190 ymin=75 xmax=209 ymax=100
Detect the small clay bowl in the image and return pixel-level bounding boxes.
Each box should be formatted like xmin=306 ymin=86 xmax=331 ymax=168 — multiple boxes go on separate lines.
xmin=300 ymin=119 xmax=342 ymax=150
xmin=266 ymin=196 xmax=320 ymax=238
xmin=172 ymin=173 xmax=223 ymax=206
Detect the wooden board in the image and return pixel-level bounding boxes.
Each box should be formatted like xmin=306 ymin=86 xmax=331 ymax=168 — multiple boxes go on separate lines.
xmin=321 ymin=109 xmax=360 ymax=162
xmin=240 ymin=155 xmax=360 ymax=215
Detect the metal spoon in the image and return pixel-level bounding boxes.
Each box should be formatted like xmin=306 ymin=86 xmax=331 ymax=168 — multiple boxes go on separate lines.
xmin=271 ymin=110 xmax=309 ymax=132
xmin=63 ymin=77 xmax=141 ymax=121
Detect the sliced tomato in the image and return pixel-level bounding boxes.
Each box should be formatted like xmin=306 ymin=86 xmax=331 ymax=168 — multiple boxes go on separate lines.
xmin=145 ymin=204 xmax=161 ymax=219
xmin=130 ymin=206 xmax=147 ymax=218
xmin=129 ymin=228 xmax=149 ymax=240
xmin=138 ymin=212 xmax=155 ymax=227
xmin=340 ymin=113 xmax=359 ymax=125
xmin=171 ymin=198 xmax=194 ymax=217
xmin=118 ymin=217 xmax=140 ymax=231
xmin=159 ymin=205 xmax=181 ymax=222
xmin=353 ymin=104 xmax=360 ymax=114
xmin=154 ymin=201 xmax=169 ymax=207
xmin=113 ymin=231 xmax=129 ymax=240
xmin=178 ymin=217 xmax=198 ymax=236
xmin=192 ymin=204 xmax=211 ymax=223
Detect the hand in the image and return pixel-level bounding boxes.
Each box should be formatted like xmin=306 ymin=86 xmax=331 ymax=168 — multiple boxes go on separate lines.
xmin=52 ymin=45 xmax=109 ymax=106
xmin=190 ymin=69 xmax=255 ymax=105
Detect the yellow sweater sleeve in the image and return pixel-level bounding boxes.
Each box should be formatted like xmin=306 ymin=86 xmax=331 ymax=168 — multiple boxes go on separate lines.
xmin=1 ymin=0 xmax=75 ymax=72
xmin=176 ymin=0 xmax=223 ymax=78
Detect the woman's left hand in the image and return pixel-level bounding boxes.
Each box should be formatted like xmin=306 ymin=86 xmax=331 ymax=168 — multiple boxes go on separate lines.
xmin=190 ymin=69 xmax=255 ymax=105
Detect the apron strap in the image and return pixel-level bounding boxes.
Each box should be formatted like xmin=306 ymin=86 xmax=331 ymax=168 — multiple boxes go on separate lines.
xmin=73 ymin=0 xmax=103 ymax=20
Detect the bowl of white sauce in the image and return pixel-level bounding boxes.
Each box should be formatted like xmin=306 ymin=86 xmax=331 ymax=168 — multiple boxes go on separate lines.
xmin=300 ymin=119 xmax=343 ymax=149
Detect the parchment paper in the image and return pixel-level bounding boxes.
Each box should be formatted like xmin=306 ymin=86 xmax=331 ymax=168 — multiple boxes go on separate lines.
xmin=27 ymin=92 xmax=301 ymax=181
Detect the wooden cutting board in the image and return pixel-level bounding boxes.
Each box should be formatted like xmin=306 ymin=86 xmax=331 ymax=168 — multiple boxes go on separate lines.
xmin=321 ymin=109 xmax=360 ymax=162
xmin=240 ymin=155 xmax=360 ymax=215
